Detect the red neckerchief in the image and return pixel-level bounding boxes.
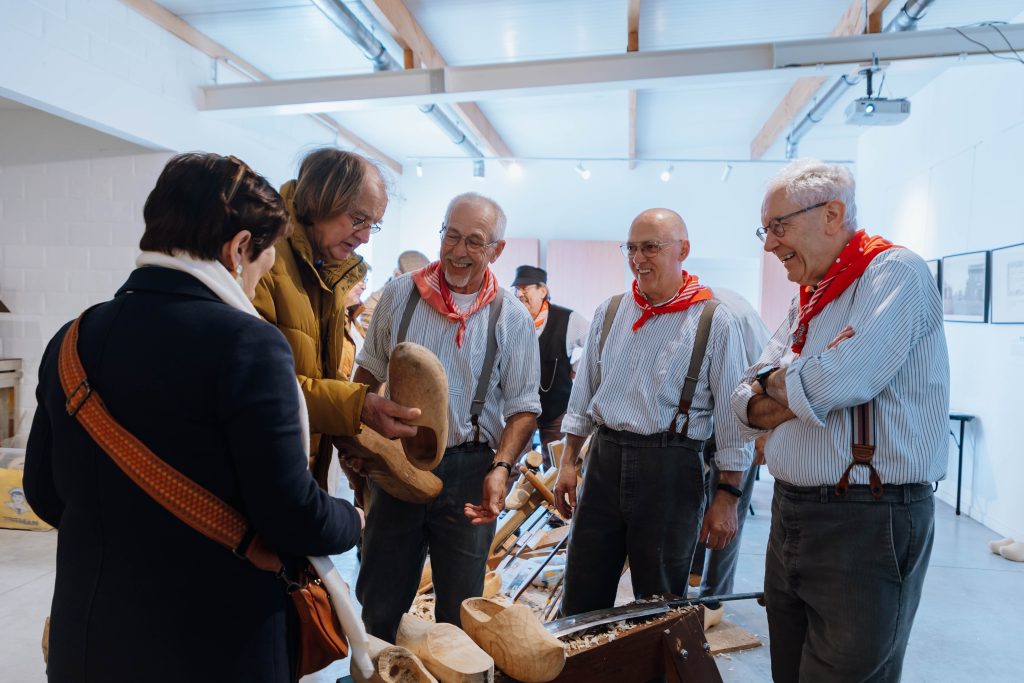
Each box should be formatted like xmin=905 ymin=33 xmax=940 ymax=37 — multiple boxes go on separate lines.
xmin=411 ymin=261 xmax=498 ymax=347
xmin=631 ymin=270 xmax=713 ymax=332
xmin=533 ymin=300 xmax=549 ymax=331
xmin=791 ymin=230 xmax=897 ymax=354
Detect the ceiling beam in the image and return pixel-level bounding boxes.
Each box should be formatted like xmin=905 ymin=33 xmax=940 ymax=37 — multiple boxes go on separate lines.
xmin=365 ymin=0 xmax=513 ymax=159
xmin=749 ymin=0 xmax=893 ymax=160
xmin=200 ymin=22 xmax=1024 ymax=114
xmin=627 ymin=0 xmax=640 ymax=170
xmin=117 ymin=0 xmax=402 ymax=174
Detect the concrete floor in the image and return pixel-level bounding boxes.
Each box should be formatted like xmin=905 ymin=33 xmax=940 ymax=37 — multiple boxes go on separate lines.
xmin=3 ymin=477 xmax=1023 ymax=682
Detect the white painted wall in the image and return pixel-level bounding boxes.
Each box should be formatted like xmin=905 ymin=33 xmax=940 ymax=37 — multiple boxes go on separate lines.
xmin=382 ymin=159 xmax=785 ymax=316
xmin=856 ymin=59 xmax=1024 ymax=540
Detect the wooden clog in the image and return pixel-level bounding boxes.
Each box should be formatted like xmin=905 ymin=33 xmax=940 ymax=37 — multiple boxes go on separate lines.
xmin=396 ymin=614 xmax=494 ymax=683
xmin=352 ymin=634 xmax=438 ymax=683
xmin=335 ymin=429 xmax=442 ymax=504
xmin=460 ymin=598 xmax=565 ymax=683
xmin=388 ymin=342 xmax=449 ymax=471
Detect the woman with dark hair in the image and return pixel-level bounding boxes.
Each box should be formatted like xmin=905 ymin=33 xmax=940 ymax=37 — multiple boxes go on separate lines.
xmin=254 ymin=148 xmax=417 ymax=491
xmin=24 ymin=153 xmax=363 ymax=683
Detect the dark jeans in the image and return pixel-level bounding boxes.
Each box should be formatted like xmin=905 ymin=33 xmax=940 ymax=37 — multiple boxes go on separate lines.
xmin=356 ymin=443 xmax=496 ymax=642
xmin=766 ymin=480 xmax=935 ymax=683
xmin=689 ymin=456 xmax=758 ymax=600
xmin=560 ymin=427 xmax=706 ymax=617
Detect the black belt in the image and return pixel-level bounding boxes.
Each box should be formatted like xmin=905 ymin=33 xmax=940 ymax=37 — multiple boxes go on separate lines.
xmin=775 ymin=479 xmax=933 ymax=504
xmin=597 ymin=425 xmax=704 ymax=452
xmin=446 ymin=442 xmax=492 ymax=454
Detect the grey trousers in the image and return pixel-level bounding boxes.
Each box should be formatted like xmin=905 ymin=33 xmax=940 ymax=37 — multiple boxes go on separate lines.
xmin=766 ymin=480 xmax=935 ymax=683
xmin=689 ymin=456 xmax=758 ymax=601
xmin=356 ymin=443 xmax=496 ymax=643
xmin=560 ymin=427 xmax=706 ymax=617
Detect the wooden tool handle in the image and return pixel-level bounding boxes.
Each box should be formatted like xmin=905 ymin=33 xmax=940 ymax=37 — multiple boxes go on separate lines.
xmin=518 ymin=464 xmax=556 ymax=506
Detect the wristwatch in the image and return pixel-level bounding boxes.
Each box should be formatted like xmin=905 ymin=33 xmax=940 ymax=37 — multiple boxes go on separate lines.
xmin=488 ymin=461 xmax=513 ymax=476
xmin=754 ymin=366 xmax=778 ymax=393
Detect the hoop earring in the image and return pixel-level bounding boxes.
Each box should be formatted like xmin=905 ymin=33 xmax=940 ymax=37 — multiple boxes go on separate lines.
xmin=234 ymin=264 xmax=244 ymax=288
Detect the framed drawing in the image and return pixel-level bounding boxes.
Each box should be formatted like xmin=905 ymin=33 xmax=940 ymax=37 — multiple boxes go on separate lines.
xmin=925 ymin=259 xmax=941 ymax=293
xmin=942 ymin=250 xmax=989 ymax=323
xmin=990 ymin=242 xmax=1024 ymax=324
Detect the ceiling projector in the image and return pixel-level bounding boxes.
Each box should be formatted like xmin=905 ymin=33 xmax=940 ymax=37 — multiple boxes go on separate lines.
xmin=845 ymin=97 xmax=911 ymax=125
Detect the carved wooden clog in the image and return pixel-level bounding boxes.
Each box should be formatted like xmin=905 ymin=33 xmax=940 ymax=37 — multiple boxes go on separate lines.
xmin=460 ymin=598 xmax=565 ymax=683
xmin=388 ymin=342 xmax=449 ymax=471
xmin=335 ymin=429 xmax=442 ymax=504
xmin=352 ymin=634 xmax=438 ymax=683
xmin=396 ymin=614 xmax=494 ymax=683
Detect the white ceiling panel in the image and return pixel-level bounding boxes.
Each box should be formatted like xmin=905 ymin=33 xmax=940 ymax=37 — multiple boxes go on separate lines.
xmin=326 ymin=107 xmax=471 ymax=161
xmin=476 ymin=91 xmax=630 ymax=158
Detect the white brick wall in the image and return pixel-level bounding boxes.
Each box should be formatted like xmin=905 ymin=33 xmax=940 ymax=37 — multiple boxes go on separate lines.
xmin=0 ymin=151 xmax=172 ymax=436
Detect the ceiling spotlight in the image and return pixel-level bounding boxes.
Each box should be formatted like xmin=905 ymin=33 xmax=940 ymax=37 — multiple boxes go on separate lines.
xmin=660 ymin=164 xmax=674 ymax=182
xmin=507 ymin=160 xmax=523 ymax=179
xmin=415 ymin=162 xmax=424 ymax=178
xmin=575 ymin=162 xmax=591 ymax=180
xmin=472 ymin=159 xmax=485 ymax=180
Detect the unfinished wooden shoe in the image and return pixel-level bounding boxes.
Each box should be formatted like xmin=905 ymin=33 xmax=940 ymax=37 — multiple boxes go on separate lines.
xmin=335 ymin=429 xmax=442 ymax=504
xmin=396 ymin=614 xmax=494 ymax=683
xmin=352 ymin=634 xmax=438 ymax=683
xmin=460 ymin=598 xmax=565 ymax=683
xmin=482 ymin=571 xmax=501 ymax=599
xmin=388 ymin=342 xmax=449 ymax=471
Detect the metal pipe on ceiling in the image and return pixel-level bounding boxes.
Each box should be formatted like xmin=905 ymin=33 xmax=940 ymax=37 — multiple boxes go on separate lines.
xmin=310 ymin=0 xmax=485 ymax=159
xmin=784 ymin=0 xmax=937 ymax=159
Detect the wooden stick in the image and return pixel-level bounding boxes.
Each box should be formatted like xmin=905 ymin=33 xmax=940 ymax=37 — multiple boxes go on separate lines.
xmin=518 ymin=464 xmax=556 ymax=506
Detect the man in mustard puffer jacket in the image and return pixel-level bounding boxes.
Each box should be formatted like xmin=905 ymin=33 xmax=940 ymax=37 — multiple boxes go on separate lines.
xmin=254 ymin=148 xmax=417 ymax=488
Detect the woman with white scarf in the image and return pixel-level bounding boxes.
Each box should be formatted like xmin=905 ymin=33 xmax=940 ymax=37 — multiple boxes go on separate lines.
xmin=24 ymin=153 xmax=363 ymax=683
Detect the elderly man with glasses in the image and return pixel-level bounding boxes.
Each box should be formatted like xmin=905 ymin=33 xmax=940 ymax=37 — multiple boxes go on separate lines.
xmin=553 ymin=208 xmax=751 ymax=618
xmin=732 ymin=160 xmax=949 ymax=682
xmin=352 ymin=192 xmax=540 ymax=642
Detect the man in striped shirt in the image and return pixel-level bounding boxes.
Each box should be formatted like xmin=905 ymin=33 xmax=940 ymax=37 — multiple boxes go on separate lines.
xmin=553 ymin=208 xmax=752 ymax=617
xmin=353 ymin=193 xmax=541 ymax=642
xmin=731 ymin=160 xmax=949 ymax=682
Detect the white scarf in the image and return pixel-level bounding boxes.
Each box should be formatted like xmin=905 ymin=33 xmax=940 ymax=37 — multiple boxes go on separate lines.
xmin=136 ymin=250 xmax=311 ymax=455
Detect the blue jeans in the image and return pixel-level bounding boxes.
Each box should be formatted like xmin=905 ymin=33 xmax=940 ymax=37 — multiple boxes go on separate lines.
xmin=356 ymin=443 xmax=496 ymax=642
xmin=560 ymin=427 xmax=706 ymax=617
xmin=765 ymin=480 xmax=935 ymax=683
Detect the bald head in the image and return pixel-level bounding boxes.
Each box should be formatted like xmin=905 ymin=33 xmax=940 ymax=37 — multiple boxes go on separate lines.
xmin=629 ymin=208 xmax=689 ymax=244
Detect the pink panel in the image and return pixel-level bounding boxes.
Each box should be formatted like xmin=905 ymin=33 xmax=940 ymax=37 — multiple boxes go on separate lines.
xmin=547 ymin=240 xmax=631 ymax=320
xmin=760 ymin=251 xmax=797 ymax=334
xmin=493 ymin=238 xmax=540 ymax=288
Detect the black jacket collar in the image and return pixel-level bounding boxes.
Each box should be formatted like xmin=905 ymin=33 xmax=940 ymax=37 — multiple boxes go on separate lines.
xmin=115 ymin=266 xmax=223 ymax=304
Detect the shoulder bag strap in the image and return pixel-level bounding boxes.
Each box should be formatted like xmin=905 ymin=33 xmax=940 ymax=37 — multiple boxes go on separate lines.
xmin=670 ymin=300 xmax=719 ymax=436
xmin=469 ymin=296 xmax=504 ymax=444
xmin=595 ymin=293 xmax=624 ymax=386
xmin=58 ymin=315 xmax=283 ymax=575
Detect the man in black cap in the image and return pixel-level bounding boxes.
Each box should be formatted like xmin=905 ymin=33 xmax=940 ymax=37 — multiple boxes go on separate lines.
xmin=511 ymin=265 xmax=590 ymax=463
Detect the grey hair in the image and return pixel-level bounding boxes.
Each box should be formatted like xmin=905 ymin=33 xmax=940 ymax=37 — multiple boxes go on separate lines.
xmin=767 ymin=160 xmax=857 ymax=231
xmin=444 ymin=192 xmax=508 ymax=241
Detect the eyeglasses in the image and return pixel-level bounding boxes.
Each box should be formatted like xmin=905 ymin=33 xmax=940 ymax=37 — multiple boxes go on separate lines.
xmin=619 ymin=240 xmax=680 ymax=258
xmin=440 ymin=226 xmax=498 ymax=254
xmin=350 ymin=214 xmax=382 ymax=234
xmin=755 ymin=201 xmax=828 ymax=242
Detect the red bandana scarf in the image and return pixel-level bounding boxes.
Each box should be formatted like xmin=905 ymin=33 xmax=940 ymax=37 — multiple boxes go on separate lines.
xmin=791 ymin=230 xmax=897 ymax=354
xmin=533 ymin=300 xmax=549 ymax=332
xmin=631 ymin=270 xmax=713 ymax=332
xmin=411 ymin=261 xmax=498 ymax=347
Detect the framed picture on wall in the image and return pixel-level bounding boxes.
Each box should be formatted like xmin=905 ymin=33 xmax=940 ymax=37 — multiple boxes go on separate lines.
xmin=925 ymin=259 xmax=941 ymax=293
xmin=942 ymin=250 xmax=989 ymax=323
xmin=990 ymin=242 xmax=1024 ymax=324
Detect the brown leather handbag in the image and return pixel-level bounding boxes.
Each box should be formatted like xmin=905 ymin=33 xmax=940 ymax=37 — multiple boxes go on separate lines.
xmin=58 ymin=314 xmax=348 ymax=681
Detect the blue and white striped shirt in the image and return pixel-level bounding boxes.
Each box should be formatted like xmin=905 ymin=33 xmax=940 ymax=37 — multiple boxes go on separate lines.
xmin=563 ymin=294 xmax=752 ymax=472
xmin=357 ymin=273 xmax=541 ymax=450
xmin=731 ymin=248 xmax=950 ymax=486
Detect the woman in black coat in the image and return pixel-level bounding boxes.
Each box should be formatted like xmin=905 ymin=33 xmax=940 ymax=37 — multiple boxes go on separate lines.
xmin=24 ymin=153 xmax=363 ymax=683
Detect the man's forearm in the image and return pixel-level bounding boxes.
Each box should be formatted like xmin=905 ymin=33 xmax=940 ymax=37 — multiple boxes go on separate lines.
xmin=747 ymin=394 xmax=797 ymax=430
xmin=717 ymin=469 xmax=743 ymax=488
xmin=494 ymin=412 xmax=537 ymax=464
xmin=560 ymin=433 xmax=587 ymax=471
